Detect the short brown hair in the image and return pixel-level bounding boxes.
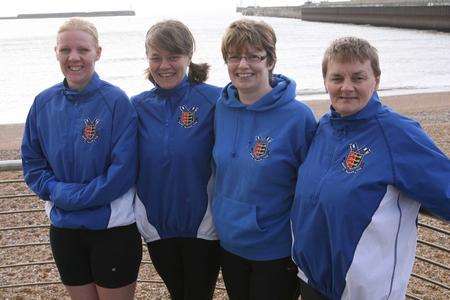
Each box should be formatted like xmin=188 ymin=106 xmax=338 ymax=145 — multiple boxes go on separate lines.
xmin=145 ymin=20 xmax=209 ymax=84
xmin=57 ymin=18 xmax=99 ymax=46
xmin=221 ymin=19 xmax=277 ymax=79
xmin=322 ymin=37 xmax=380 ymax=79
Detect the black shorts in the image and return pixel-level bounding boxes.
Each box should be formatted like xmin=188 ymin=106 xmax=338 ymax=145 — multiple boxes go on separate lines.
xmin=49 ymin=223 xmax=143 ymax=288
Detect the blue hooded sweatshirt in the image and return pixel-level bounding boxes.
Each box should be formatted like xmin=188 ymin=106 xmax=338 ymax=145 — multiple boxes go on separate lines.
xmin=212 ymin=74 xmax=317 ymax=260
xmin=21 ymin=73 xmax=137 ymax=229
xmin=131 ymin=77 xmax=221 ymax=242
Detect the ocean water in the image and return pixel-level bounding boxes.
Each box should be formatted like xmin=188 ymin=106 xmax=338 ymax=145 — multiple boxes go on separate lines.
xmin=1 ymin=13 xmax=450 ymax=124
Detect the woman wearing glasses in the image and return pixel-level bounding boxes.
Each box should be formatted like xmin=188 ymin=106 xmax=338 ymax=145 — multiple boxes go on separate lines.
xmin=212 ymin=19 xmax=317 ymax=299
xmin=131 ymin=20 xmax=221 ymax=299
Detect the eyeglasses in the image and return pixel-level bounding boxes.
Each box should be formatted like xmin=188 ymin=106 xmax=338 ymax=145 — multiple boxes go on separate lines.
xmin=227 ymin=54 xmax=267 ymax=65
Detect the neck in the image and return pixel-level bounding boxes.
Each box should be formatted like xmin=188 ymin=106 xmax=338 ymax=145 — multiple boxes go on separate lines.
xmin=237 ymin=85 xmax=272 ymax=105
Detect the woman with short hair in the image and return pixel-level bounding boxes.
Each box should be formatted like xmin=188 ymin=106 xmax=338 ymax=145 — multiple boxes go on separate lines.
xmin=212 ymin=19 xmax=317 ymax=300
xmin=291 ymin=36 xmax=450 ymax=300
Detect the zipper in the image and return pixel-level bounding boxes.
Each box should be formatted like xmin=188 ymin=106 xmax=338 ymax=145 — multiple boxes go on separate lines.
xmin=231 ymin=110 xmax=240 ymax=158
xmin=163 ymin=100 xmax=170 ymax=159
xmin=312 ymin=133 xmax=345 ymax=200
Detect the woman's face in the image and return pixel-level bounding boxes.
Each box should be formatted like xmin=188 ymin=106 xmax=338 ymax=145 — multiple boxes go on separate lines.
xmin=55 ymin=30 xmax=101 ymax=91
xmin=147 ymin=48 xmax=190 ymax=89
xmin=226 ymin=45 xmax=273 ymax=98
xmin=324 ymin=59 xmax=380 ymax=117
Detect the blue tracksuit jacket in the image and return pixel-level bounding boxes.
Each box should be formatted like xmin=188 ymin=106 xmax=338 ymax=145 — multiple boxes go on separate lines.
xmin=291 ymin=93 xmax=450 ymax=299
xmin=131 ymin=77 xmax=221 ymax=242
xmin=212 ymin=74 xmax=317 ymax=260
xmin=21 ymin=73 xmax=137 ymax=229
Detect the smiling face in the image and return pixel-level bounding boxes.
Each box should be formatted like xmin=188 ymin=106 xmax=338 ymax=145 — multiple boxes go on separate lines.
xmin=325 ymin=59 xmax=380 ymax=117
xmin=55 ymin=29 xmax=101 ymax=91
xmin=227 ymin=45 xmax=273 ymax=103
xmin=147 ymin=48 xmax=190 ymax=89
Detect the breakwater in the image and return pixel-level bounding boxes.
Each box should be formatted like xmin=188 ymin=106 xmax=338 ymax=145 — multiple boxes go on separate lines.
xmin=0 ymin=10 xmax=135 ymax=20
xmin=239 ymin=4 xmax=450 ymax=32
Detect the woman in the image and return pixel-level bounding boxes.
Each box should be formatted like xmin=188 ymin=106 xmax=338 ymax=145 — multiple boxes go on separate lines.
xmin=212 ymin=19 xmax=317 ymax=299
xmin=21 ymin=18 xmax=141 ymax=299
xmin=291 ymin=37 xmax=450 ymax=300
xmin=131 ymin=20 xmax=221 ymax=300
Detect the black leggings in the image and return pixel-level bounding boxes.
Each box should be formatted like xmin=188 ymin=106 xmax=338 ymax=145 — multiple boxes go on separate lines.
xmin=147 ymin=238 xmax=220 ymax=300
xmin=220 ymin=247 xmax=300 ymax=300
xmin=299 ymin=278 xmax=328 ymax=300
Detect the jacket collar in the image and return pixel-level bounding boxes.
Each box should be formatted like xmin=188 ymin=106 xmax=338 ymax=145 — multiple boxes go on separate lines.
xmin=153 ymin=75 xmax=190 ymax=98
xmin=330 ymin=92 xmax=381 ymax=121
xmin=62 ymin=72 xmax=101 ymax=101
xmin=328 ymin=92 xmax=382 ymax=130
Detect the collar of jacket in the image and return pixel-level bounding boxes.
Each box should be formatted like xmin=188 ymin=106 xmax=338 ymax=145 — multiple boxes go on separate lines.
xmin=219 ymin=74 xmax=296 ymax=112
xmin=329 ymin=92 xmax=382 ymax=130
xmin=153 ymin=75 xmax=190 ymax=98
xmin=62 ymin=72 xmax=101 ymax=101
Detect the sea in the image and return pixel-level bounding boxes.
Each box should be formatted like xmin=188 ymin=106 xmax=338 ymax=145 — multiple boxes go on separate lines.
xmin=1 ymin=12 xmax=450 ymax=124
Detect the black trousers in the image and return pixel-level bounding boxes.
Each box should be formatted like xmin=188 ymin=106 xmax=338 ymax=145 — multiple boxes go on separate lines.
xmin=147 ymin=238 xmax=220 ymax=300
xmin=299 ymin=278 xmax=328 ymax=300
xmin=220 ymin=247 xmax=300 ymax=300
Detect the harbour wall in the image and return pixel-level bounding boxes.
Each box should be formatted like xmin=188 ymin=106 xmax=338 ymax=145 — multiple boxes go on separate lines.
xmin=240 ymin=4 xmax=450 ymax=32
xmin=239 ymin=6 xmax=302 ymax=19
xmin=0 ymin=10 xmax=135 ymax=20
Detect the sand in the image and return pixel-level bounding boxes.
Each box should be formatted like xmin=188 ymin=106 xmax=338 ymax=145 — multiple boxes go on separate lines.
xmin=0 ymin=91 xmax=449 ymax=299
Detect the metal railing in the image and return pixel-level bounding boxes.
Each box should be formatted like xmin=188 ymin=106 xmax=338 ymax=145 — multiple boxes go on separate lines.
xmin=0 ymin=167 xmax=227 ymax=298
xmin=0 ymin=165 xmax=448 ymax=299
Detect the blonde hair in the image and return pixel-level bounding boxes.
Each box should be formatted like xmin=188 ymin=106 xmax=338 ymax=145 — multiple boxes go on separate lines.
xmin=322 ymin=37 xmax=380 ymax=78
xmin=57 ymin=18 xmax=99 ymax=46
xmin=221 ymin=19 xmax=277 ymax=78
xmin=145 ymin=20 xmax=209 ymax=84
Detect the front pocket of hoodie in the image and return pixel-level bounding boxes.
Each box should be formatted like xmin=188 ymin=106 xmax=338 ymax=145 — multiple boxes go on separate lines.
xmin=212 ymin=195 xmax=265 ymax=248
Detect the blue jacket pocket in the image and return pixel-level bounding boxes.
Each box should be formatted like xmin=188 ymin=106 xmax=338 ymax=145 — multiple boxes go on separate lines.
xmin=212 ymin=194 xmax=266 ymax=250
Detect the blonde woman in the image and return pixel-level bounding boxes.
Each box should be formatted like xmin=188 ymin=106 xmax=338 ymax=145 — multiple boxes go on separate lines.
xmin=21 ymin=18 xmax=141 ymax=299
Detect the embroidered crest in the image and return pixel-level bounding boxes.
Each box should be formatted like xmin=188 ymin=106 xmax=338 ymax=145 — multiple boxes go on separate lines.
xmin=250 ymin=136 xmax=273 ymax=161
xmin=178 ymin=106 xmax=199 ymax=128
xmin=342 ymin=143 xmax=370 ymax=173
xmin=82 ymin=118 xmax=100 ymax=143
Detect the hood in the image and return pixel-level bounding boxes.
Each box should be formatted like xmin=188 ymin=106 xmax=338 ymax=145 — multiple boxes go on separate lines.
xmin=219 ymin=74 xmax=297 ymax=112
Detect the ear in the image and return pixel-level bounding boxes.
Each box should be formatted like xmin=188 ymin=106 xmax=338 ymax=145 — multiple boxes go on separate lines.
xmin=95 ymin=46 xmax=102 ymax=61
xmin=54 ymin=46 xmax=58 ymax=60
xmin=267 ymin=58 xmax=276 ymax=72
xmin=375 ymin=75 xmax=380 ymax=90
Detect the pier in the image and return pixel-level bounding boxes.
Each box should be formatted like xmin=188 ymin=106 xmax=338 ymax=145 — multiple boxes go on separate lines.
xmin=0 ymin=10 xmax=135 ymax=20
xmin=239 ymin=1 xmax=450 ymax=32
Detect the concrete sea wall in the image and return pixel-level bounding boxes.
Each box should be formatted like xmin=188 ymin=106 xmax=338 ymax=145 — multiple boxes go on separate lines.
xmin=0 ymin=10 xmax=135 ymax=20
xmin=240 ymin=4 xmax=450 ymax=32
xmin=302 ymin=5 xmax=450 ymax=31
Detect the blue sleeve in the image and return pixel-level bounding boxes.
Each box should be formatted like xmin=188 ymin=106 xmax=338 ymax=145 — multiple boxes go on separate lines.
xmin=389 ymin=118 xmax=450 ymax=220
xmin=21 ymin=101 xmax=57 ymax=200
xmin=49 ymin=98 xmax=138 ymax=211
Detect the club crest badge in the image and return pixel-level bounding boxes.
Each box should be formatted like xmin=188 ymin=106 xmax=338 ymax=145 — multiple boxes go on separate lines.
xmin=250 ymin=136 xmax=273 ymax=161
xmin=178 ymin=106 xmax=199 ymax=128
xmin=342 ymin=143 xmax=371 ymax=173
xmin=82 ymin=118 xmax=100 ymax=143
